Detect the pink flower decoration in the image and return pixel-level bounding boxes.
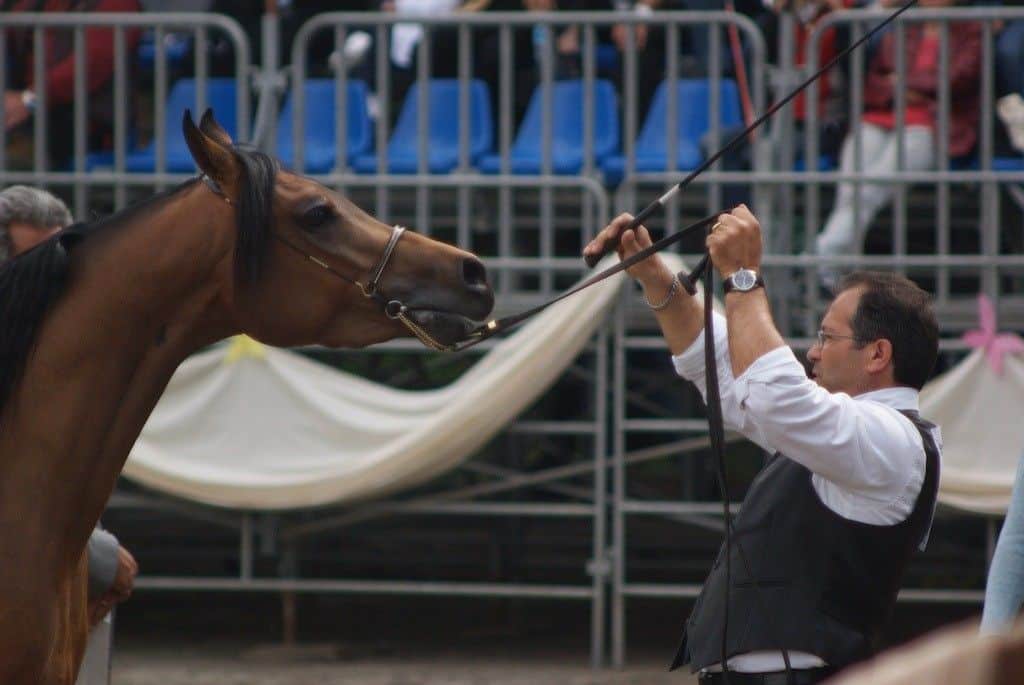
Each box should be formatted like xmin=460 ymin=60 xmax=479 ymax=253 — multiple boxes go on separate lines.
xmin=962 ymin=294 xmax=1024 ymax=375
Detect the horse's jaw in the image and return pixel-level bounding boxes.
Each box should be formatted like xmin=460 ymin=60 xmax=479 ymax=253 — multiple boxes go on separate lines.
xmin=399 ymin=308 xmax=483 ymax=350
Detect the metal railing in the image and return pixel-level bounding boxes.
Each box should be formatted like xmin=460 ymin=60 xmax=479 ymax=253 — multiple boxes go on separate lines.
xmin=803 ymin=7 xmax=1024 ymax=331
xmin=0 ymin=12 xmax=251 ymax=213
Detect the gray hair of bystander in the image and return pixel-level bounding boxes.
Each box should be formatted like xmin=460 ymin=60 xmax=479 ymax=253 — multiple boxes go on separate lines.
xmin=0 ymin=185 xmax=73 ymax=262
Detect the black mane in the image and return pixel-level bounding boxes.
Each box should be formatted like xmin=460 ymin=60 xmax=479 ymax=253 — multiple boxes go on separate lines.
xmin=0 ymin=235 xmax=78 ymax=429
xmin=232 ymin=146 xmax=279 ymax=283
xmin=0 ymin=146 xmax=278 ymax=425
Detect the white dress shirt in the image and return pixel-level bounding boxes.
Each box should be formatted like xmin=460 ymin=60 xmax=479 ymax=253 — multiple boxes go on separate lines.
xmin=672 ymin=311 xmax=942 ymax=673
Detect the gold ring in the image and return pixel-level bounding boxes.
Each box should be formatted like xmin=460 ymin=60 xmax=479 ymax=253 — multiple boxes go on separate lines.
xmin=712 ymin=221 xmax=723 ymax=233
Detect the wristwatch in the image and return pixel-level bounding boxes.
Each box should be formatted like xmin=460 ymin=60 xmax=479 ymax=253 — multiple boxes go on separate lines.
xmin=722 ymin=268 xmax=764 ymax=294
xmin=21 ymin=90 xmax=37 ymax=112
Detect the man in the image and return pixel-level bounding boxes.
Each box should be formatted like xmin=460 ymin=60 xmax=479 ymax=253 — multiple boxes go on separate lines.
xmin=2 ymin=0 xmax=142 ymax=169
xmin=0 ymin=184 xmax=69 ymax=260
xmin=0 ymin=184 xmax=139 ymax=683
xmin=584 ymin=206 xmax=941 ymax=684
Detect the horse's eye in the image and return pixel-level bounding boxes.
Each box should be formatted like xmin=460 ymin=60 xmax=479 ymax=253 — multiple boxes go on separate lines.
xmin=301 ymin=205 xmax=333 ymax=230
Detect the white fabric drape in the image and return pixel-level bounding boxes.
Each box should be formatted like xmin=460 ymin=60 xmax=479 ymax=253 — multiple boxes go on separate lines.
xmin=123 ymin=249 xmax=1023 ymax=516
xmin=124 ymin=257 xmax=627 ymax=510
xmin=921 ymin=349 xmax=1024 ymax=515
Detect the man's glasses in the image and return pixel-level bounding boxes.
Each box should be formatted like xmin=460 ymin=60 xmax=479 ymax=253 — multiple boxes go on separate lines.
xmin=815 ymin=330 xmax=862 ymax=348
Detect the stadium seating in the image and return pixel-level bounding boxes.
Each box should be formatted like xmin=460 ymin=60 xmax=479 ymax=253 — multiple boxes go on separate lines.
xmin=136 ymin=30 xmax=192 ymax=72
xmin=352 ymin=79 xmax=492 ymax=174
xmin=276 ymin=79 xmax=372 ymax=173
xmin=124 ymin=78 xmax=239 ymax=172
xmin=477 ymin=79 xmax=619 ymax=175
xmin=601 ymin=78 xmax=741 ymax=183
xmin=793 ymin=154 xmax=838 ymax=172
xmin=993 ymin=155 xmax=1024 ymax=171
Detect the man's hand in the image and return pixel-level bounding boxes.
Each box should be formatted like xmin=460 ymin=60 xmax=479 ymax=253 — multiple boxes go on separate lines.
xmin=88 ymin=545 xmax=138 ymax=627
xmin=706 ymin=204 xmax=763 ymax=279
xmin=584 ymin=212 xmax=673 ymax=287
xmin=4 ymin=91 xmax=31 ymax=131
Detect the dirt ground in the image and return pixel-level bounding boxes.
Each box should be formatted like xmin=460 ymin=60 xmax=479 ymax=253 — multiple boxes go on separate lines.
xmin=105 ymin=591 xmax=977 ymax=685
xmin=111 ymin=642 xmax=697 ymax=685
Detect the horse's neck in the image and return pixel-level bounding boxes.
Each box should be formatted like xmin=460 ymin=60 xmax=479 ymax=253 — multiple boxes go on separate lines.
xmin=1 ymin=185 xmax=238 ymax=570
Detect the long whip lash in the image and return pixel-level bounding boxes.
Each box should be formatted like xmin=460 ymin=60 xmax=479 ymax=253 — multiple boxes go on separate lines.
xmin=450 ymin=0 xmax=919 ymax=353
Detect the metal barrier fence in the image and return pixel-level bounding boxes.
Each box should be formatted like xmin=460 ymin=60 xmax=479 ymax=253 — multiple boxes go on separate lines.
xmin=4 ymin=7 xmax=1022 ymax=669
xmin=0 ymin=12 xmax=251 ymax=213
xmin=802 ymin=7 xmax=1024 ymax=330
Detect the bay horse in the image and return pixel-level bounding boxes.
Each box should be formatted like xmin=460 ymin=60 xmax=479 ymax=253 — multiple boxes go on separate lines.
xmin=0 ymin=110 xmax=493 ymax=684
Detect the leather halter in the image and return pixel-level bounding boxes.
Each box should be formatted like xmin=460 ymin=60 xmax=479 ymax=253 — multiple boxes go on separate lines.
xmin=199 ymin=174 xmax=456 ymax=351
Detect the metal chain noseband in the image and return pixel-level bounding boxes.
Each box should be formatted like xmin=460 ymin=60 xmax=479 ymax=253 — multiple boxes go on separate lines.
xmin=199 ymin=175 xmax=455 ymax=351
xmin=363 ymin=225 xmax=405 ymax=297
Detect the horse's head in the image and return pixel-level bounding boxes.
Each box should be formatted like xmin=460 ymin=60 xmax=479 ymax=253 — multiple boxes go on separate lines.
xmin=182 ymin=110 xmax=493 ymax=349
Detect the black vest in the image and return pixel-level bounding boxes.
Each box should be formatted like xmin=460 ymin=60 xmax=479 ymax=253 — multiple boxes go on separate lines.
xmin=671 ymin=409 xmax=940 ymax=673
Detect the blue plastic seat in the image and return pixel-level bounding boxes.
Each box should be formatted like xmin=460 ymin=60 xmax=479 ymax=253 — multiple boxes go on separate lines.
xmin=601 ymin=78 xmax=742 ymax=183
xmin=934 ymin=155 xmax=1020 ymax=171
xmin=124 ymin=78 xmax=239 ymax=172
xmin=793 ymin=154 xmax=837 ymax=172
xmin=477 ymin=79 xmax=619 ymax=175
xmin=353 ymin=79 xmax=492 ymax=174
xmin=993 ymin=156 xmax=1024 ymax=171
xmin=276 ymin=79 xmax=372 ymax=173
xmin=136 ymin=30 xmax=193 ymax=72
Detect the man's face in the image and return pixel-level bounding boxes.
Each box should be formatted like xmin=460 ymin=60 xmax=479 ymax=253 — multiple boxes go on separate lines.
xmin=7 ymin=221 xmax=61 ymax=257
xmin=806 ymin=286 xmax=874 ymax=395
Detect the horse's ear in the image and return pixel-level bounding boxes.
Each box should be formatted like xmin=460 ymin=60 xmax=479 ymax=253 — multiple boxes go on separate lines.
xmin=182 ymin=108 xmax=240 ymax=197
xmin=198 ymin=108 xmax=234 ymax=148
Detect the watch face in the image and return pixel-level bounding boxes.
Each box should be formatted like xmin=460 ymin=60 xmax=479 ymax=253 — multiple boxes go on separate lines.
xmin=732 ymin=269 xmax=756 ymax=291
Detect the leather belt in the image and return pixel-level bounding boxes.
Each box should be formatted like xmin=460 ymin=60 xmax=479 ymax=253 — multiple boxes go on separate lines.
xmin=698 ymin=667 xmax=836 ymax=685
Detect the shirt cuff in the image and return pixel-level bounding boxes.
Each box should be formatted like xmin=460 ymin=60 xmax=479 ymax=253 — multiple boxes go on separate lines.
xmin=671 ymin=310 xmax=727 ymax=379
xmin=732 ymin=345 xmax=805 ymax=406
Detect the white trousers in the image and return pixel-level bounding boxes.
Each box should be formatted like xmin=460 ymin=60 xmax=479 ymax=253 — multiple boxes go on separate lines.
xmin=815 ymin=122 xmax=936 ymax=258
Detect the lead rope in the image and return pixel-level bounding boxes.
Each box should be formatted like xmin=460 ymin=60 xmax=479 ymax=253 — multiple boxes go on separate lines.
xmin=702 ymin=254 xmax=796 ymax=684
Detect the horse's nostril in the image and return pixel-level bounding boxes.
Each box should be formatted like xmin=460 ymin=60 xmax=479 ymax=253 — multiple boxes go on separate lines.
xmin=461 ymin=257 xmax=488 ymax=288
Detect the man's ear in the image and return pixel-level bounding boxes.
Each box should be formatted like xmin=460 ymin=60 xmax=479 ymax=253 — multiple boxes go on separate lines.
xmin=865 ymin=338 xmax=894 ymax=375
xmin=183 ymin=109 xmax=240 ymax=199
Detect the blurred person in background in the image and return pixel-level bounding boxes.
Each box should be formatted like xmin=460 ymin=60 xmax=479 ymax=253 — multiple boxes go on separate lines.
xmin=981 ymin=451 xmax=1024 ymax=633
xmin=991 ymin=0 xmax=1024 ymax=154
xmin=812 ymin=0 xmax=981 ymax=288
xmin=339 ymin=0 xmax=523 ymax=124
xmin=2 ymin=0 xmax=143 ymax=170
xmin=707 ymin=0 xmax=855 ymax=210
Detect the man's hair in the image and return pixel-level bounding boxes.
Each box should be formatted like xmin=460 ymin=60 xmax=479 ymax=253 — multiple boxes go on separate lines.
xmin=0 ymin=185 xmax=73 ymax=262
xmin=838 ymin=271 xmax=939 ymax=390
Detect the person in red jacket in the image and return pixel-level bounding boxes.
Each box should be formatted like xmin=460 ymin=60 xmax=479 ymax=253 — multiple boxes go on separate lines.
xmin=813 ymin=0 xmax=981 ymax=288
xmin=2 ymin=0 xmax=142 ymax=169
